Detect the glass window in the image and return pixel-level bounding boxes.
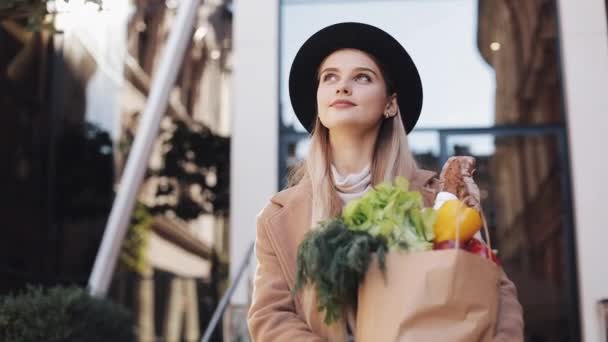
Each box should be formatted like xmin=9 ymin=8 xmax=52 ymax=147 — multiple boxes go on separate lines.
xmin=280 ymin=0 xmax=496 ymax=131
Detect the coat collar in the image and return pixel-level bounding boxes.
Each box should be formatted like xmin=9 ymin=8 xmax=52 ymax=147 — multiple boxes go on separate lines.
xmin=270 ymin=177 xmax=312 ymax=209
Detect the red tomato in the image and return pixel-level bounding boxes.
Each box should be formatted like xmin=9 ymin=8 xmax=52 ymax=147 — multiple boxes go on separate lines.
xmin=464 ymin=238 xmax=501 ymax=266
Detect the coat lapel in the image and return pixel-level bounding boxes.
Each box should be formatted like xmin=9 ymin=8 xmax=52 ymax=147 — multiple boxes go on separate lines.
xmin=265 ymin=178 xmax=313 ymax=291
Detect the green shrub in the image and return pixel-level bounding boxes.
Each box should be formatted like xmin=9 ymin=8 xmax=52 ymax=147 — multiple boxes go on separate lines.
xmin=0 ymin=285 xmax=134 ymax=342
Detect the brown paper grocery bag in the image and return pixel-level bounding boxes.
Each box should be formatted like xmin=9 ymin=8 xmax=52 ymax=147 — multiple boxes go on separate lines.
xmin=356 ymin=249 xmax=500 ymax=342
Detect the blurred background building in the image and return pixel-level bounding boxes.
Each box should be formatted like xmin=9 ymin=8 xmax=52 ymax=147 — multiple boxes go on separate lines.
xmin=1 ymin=0 xmax=607 ymax=341
xmin=1 ymin=0 xmax=232 ymax=340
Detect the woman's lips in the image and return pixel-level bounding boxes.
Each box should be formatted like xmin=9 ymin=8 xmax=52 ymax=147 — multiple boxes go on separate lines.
xmin=330 ymin=100 xmax=356 ymax=108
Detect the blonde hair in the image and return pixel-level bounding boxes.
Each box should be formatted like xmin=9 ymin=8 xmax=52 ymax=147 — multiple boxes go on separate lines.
xmin=287 ymin=111 xmax=418 ymax=226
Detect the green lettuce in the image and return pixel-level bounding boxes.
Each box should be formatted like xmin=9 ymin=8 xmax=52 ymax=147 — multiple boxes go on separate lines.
xmin=342 ymin=177 xmax=436 ymax=251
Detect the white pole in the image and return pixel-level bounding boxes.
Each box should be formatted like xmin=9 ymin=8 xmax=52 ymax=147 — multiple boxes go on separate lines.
xmin=88 ymin=0 xmax=201 ymax=298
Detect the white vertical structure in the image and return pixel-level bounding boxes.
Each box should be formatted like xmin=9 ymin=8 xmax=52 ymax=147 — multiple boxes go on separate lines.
xmin=231 ymin=0 xmax=279 ymax=305
xmin=557 ymin=1 xmax=608 ymax=341
xmin=88 ymin=0 xmax=202 ymax=297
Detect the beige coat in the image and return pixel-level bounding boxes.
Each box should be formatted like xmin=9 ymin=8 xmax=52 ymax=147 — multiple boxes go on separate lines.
xmin=247 ymin=169 xmax=524 ymax=341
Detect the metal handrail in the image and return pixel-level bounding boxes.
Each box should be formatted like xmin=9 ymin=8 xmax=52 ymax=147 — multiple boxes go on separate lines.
xmin=201 ymin=241 xmax=255 ymax=342
xmin=278 ymin=123 xmax=566 ymax=188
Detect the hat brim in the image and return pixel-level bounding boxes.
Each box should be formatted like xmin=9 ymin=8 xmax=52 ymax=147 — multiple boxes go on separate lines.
xmin=288 ymin=22 xmax=423 ymax=134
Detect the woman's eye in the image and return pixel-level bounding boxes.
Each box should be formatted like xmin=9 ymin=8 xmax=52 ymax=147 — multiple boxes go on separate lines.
xmin=322 ymin=73 xmax=337 ymax=82
xmin=355 ymin=74 xmax=371 ymax=82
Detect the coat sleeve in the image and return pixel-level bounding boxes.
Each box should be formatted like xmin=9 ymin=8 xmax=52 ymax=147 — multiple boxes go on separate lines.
xmin=247 ymin=214 xmax=324 ymax=342
xmin=494 ymin=270 xmax=524 ymax=341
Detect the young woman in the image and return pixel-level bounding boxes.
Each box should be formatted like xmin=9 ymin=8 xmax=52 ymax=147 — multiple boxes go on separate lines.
xmin=247 ymin=22 xmax=524 ymax=341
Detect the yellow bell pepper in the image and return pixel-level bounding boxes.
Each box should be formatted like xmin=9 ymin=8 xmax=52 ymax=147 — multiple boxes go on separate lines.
xmin=433 ymin=199 xmax=482 ymax=243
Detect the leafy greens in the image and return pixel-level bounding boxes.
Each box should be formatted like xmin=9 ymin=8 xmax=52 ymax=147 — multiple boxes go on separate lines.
xmin=293 ymin=177 xmax=437 ymax=324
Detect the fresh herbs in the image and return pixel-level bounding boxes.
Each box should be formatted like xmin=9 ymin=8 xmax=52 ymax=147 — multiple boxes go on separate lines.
xmin=293 ymin=219 xmax=388 ymax=324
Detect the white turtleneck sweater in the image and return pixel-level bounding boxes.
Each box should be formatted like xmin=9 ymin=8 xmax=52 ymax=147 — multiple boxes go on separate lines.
xmin=330 ymin=164 xmax=457 ymax=209
xmin=330 ymin=164 xmax=373 ymax=204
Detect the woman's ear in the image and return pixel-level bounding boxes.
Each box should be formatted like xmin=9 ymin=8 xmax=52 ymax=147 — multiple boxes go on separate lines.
xmin=385 ymin=94 xmax=398 ymax=117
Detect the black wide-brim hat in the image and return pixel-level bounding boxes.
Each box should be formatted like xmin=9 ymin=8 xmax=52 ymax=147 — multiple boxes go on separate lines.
xmin=289 ymin=22 xmax=423 ymax=134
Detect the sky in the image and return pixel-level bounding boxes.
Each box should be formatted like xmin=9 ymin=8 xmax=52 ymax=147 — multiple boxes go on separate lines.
xmin=280 ymin=0 xmax=497 ymax=155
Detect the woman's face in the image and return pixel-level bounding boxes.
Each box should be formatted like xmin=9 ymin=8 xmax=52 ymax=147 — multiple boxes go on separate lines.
xmin=316 ymin=49 xmax=396 ymax=133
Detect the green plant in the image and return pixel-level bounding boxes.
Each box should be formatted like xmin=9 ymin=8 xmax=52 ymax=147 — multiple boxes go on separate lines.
xmin=119 ymin=202 xmax=153 ymax=275
xmin=0 ymin=285 xmax=134 ymax=342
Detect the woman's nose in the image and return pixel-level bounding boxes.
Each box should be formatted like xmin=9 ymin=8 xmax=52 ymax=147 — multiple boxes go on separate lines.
xmin=336 ymin=84 xmax=351 ymax=95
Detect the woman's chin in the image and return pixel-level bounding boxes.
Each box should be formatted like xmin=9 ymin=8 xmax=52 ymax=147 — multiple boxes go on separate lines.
xmin=323 ymin=119 xmax=377 ymax=133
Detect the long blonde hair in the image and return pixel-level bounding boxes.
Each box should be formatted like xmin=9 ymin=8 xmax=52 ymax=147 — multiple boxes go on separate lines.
xmin=287 ymin=111 xmax=418 ymax=226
